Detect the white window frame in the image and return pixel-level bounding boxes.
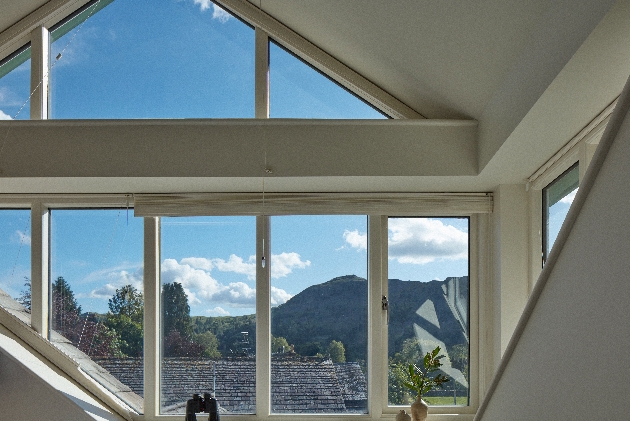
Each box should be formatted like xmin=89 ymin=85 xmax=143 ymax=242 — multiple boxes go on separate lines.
xmin=0 ymin=193 xmax=491 ymax=421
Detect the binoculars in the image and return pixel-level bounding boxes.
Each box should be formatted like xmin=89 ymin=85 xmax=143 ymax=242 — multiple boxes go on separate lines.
xmin=185 ymin=393 xmax=220 ymax=421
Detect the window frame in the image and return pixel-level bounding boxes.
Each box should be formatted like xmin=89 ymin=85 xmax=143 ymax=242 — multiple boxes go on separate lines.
xmin=0 ymin=193 xmax=489 ymax=421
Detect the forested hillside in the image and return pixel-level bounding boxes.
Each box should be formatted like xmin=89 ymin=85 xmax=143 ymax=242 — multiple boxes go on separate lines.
xmin=192 ymin=275 xmax=468 ymax=363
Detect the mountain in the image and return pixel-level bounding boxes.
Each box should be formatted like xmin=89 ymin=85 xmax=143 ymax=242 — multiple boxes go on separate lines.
xmin=193 ymin=275 xmax=469 ymax=363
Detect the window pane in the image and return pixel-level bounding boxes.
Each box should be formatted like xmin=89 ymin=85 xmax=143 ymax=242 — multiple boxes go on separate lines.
xmin=543 ymin=163 xmax=579 ymax=263
xmin=269 ymin=41 xmax=386 ymax=119
xmin=50 ymin=208 xmax=144 ymax=412
xmin=387 ymin=217 xmax=469 ymax=406
xmin=0 ymin=209 xmax=31 ymax=313
xmin=270 ymin=215 xmax=368 ymax=414
xmin=160 ymin=216 xmax=256 ymax=415
xmin=0 ymin=46 xmax=31 ymax=120
xmin=50 ymin=0 xmax=254 ymax=118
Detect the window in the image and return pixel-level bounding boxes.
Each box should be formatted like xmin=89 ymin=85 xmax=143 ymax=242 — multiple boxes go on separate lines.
xmin=269 ymin=41 xmax=386 ymax=119
xmin=0 ymin=45 xmax=31 ymax=120
xmin=160 ymin=216 xmax=256 ymax=415
xmin=49 ymin=208 xmax=144 ymax=412
xmin=542 ymin=163 xmax=579 ymax=264
xmin=49 ymin=0 xmax=255 ymax=118
xmin=387 ymin=217 xmax=470 ymax=406
xmin=0 ymin=209 xmax=31 ymax=308
xmin=0 ymin=193 xmax=490 ymax=420
xmin=270 ymin=215 xmax=368 ymax=414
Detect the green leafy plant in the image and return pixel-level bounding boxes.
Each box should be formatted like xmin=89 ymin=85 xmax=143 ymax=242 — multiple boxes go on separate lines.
xmin=403 ymin=346 xmax=450 ymax=398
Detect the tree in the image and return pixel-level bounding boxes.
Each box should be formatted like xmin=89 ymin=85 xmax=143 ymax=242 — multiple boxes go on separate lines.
xmin=271 ymin=335 xmax=290 ymax=353
xmin=106 ymin=313 xmax=143 ymax=357
xmin=327 ymin=340 xmax=346 ymax=363
xmin=108 ymin=285 xmax=143 ymax=324
xmin=106 ymin=285 xmax=144 ymax=357
xmin=162 ymin=282 xmax=193 ymax=338
xmin=51 ymin=276 xmax=82 ymax=332
xmin=164 ymin=330 xmax=204 ymax=358
xmin=193 ymin=331 xmax=221 ymax=358
xmin=51 ymin=276 xmax=122 ymax=357
xmin=16 ymin=276 xmax=31 ymax=312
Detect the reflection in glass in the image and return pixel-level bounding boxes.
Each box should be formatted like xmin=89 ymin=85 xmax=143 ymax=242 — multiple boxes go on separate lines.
xmin=270 ymin=215 xmax=368 ymax=414
xmin=160 ymin=216 xmax=256 ymax=415
xmin=0 ymin=46 xmax=31 ymax=120
xmin=50 ymin=0 xmax=254 ymax=118
xmin=269 ymin=41 xmax=386 ymax=119
xmin=387 ymin=217 xmax=469 ymax=406
xmin=543 ymin=163 xmax=579 ymax=264
xmin=50 ymin=208 xmax=144 ymax=412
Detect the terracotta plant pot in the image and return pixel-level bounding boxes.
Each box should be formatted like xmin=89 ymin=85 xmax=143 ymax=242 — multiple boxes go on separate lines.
xmin=410 ymin=396 xmax=428 ymax=421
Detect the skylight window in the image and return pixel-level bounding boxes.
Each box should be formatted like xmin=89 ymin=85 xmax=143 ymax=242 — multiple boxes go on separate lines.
xmin=543 ymin=163 xmax=579 ymax=264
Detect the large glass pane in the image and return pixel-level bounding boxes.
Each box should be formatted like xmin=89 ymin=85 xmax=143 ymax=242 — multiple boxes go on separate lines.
xmin=387 ymin=217 xmax=469 ymax=406
xmin=270 ymin=215 xmax=368 ymax=414
xmin=50 ymin=208 xmax=144 ymax=412
xmin=0 ymin=209 xmax=31 ymax=312
xmin=269 ymin=41 xmax=386 ymax=119
xmin=50 ymin=0 xmax=254 ymax=118
xmin=160 ymin=216 xmax=256 ymax=415
xmin=0 ymin=46 xmax=31 ymax=120
xmin=543 ymin=163 xmax=579 ymax=264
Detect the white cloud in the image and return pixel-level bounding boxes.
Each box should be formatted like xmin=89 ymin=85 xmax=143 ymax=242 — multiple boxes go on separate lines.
xmin=192 ymin=0 xmax=231 ymax=22
xmin=271 ymin=252 xmax=311 ymax=278
xmin=207 ymin=306 xmax=230 ymax=316
xmin=81 ymin=266 xmax=144 ymax=299
xmin=13 ymin=230 xmax=31 ymax=246
xmin=0 ymin=110 xmax=12 ymax=120
xmin=212 ymin=4 xmax=231 ymax=22
xmin=559 ymin=188 xmax=578 ymax=204
xmin=212 ymin=254 xmax=256 ymax=280
xmin=159 ymin=257 xmax=294 ymax=309
xmin=388 ymin=218 xmax=468 ymax=264
xmin=343 ymin=229 xmax=367 ymax=251
xmin=181 ymin=257 xmax=214 ymax=271
xmin=193 ymin=0 xmax=212 ymax=11
xmin=271 ymin=286 xmax=293 ymax=306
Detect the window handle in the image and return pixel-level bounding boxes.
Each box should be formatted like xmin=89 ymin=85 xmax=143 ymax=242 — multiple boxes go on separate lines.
xmin=382 ymin=295 xmax=389 ymax=324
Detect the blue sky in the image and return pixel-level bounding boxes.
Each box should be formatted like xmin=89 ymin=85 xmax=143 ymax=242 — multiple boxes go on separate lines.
xmin=0 ymin=210 xmax=469 ymax=318
xmin=0 ymin=1 xmax=468 ymax=318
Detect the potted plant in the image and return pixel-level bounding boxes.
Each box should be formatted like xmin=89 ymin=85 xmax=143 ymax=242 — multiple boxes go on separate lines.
xmin=403 ymin=346 xmax=450 ymax=421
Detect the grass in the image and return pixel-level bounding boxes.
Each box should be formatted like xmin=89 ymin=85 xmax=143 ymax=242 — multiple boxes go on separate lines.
xmin=423 ymin=396 xmax=469 ymax=406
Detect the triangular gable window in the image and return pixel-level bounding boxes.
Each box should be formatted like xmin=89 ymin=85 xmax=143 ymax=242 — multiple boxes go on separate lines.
xmin=269 ymin=41 xmax=386 ymax=119
xmin=0 ymin=45 xmax=31 ymax=120
xmin=49 ymin=0 xmax=255 ymax=119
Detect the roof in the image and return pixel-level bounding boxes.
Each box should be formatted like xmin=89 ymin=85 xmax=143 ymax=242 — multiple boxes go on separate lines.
xmin=94 ymin=355 xmax=367 ymax=414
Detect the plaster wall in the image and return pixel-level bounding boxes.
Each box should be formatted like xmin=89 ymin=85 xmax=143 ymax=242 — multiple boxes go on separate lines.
xmin=0 ymin=324 xmax=125 ymax=421
xmin=477 ymin=76 xmax=630 ymax=421
xmin=492 ymin=184 xmax=530 ymax=358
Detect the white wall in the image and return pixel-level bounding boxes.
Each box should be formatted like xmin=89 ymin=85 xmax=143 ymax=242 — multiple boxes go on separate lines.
xmin=492 ymin=185 xmax=530 ymax=359
xmin=0 ymin=325 xmax=126 ymax=421
xmin=476 ymin=77 xmax=630 ymax=420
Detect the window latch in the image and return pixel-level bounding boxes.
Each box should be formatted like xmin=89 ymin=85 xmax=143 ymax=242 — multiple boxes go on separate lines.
xmin=381 ymin=295 xmax=389 ymax=324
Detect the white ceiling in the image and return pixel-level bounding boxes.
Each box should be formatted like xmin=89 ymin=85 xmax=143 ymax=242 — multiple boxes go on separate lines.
xmin=1 ymin=0 xmax=630 ymax=193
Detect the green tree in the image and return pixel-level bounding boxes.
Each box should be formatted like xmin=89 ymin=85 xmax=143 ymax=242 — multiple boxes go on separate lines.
xmin=50 ymin=277 xmax=122 ymax=357
xmin=162 ymin=282 xmax=193 ymax=338
xmin=51 ymin=276 xmax=82 ymax=331
xmin=108 ymin=285 xmax=143 ymax=324
xmin=193 ymin=331 xmax=221 ymax=358
xmin=327 ymin=340 xmax=346 ymax=363
xmin=16 ymin=276 xmax=31 ymax=312
xmin=105 ymin=285 xmax=144 ymax=357
xmin=271 ymin=335 xmax=290 ymax=353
